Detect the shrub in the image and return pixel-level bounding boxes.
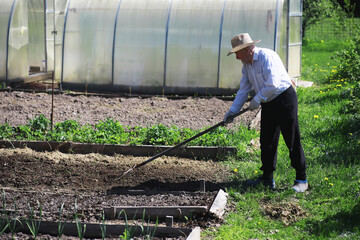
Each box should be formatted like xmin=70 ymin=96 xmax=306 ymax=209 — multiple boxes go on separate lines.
xmin=329 ymin=36 xmax=360 ymax=83
xmin=328 ymin=36 xmax=360 ymax=114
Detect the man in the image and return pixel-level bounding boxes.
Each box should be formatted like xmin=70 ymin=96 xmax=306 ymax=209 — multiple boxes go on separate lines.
xmin=223 ymin=33 xmax=308 ymax=192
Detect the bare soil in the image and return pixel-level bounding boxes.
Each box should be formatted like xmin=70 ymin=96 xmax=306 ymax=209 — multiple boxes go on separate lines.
xmin=0 ymin=91 xmax=257 ymax=129
xmin=0 ymin=90 xmax=260 ymax=239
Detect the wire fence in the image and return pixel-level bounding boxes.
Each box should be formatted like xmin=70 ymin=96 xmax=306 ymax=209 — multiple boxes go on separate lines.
xmin=304 ymin=18 xmax=360 ymax=40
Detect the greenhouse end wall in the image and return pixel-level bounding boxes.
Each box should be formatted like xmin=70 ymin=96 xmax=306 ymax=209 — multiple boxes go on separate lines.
xmin=0 ymin=0 xmax=302 ymax=96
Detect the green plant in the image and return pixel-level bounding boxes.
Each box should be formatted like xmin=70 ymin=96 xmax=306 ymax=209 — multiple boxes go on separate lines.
xmin=100 ymin=210 xmax=106 ymax=240
xmin=73 ymin=200 xmax=86 ymax=240
xmin=118 ymin=210 xmax=136 ymax=240
xmin=0 ymin=123 xmax=15 ymax=140
xmin=7 ymin=199 xmax=22 ymax=239
xmin=25 ymin=201 xmax=42 ymax=240
xmin=302 ymin=0 xmax=347 ymax=38
xmin=329 ymin=36 xmax=360 ymax=83
xmin=0 ymin=191 xmax=9 ymax=235
xmin=139 ymin=209 xmax=158 ymax=240
xmin=143 ymin=124 xmax=181 ymax=145
xmin=29 ymin=114 xmax=50 ymax=132
xmin=57 ymin=203 xmax=67 ymax=239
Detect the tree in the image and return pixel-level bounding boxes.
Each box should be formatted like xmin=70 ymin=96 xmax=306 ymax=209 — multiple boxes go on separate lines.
xmin=302 ymin=0 xmax=346 ymax=38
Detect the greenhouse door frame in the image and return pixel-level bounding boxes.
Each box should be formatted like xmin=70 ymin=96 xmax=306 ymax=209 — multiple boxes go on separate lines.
xmin=287 ymin=0 xmax=303 ymax=78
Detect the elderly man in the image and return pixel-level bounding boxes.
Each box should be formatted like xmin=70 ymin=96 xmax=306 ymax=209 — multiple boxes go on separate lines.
xmin=223 ymin=33 xmax=308 ymax=192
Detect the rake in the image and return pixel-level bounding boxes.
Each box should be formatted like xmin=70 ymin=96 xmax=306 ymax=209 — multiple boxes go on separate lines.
xmin=120 ymin=107 xmax=249 ymax=179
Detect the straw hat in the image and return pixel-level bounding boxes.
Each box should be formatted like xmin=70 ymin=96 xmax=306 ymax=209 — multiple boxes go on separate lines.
xmin=227 ymin=33 xmax=261 ymax=56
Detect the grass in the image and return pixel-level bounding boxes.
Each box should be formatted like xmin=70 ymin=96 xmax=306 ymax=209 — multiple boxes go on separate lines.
xmin=203 ymin=36 xmax=360 ymax=239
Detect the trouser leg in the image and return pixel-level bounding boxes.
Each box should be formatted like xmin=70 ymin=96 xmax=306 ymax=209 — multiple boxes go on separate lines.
xmin=260 ymin=105 xmax=281 ymax=180
xmin=260 ymin=86 xmax=307 ymax=181
xmin=279 ymin=87 xmax=307 ymax=180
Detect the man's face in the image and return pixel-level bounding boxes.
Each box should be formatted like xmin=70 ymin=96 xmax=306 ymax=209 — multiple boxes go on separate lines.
xmin=235 ymin=47 xmax=252 ymax=64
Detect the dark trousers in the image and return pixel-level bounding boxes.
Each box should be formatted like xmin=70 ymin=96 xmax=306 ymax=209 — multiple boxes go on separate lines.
xmin=260 ymin=86 xmax=307 ymax=181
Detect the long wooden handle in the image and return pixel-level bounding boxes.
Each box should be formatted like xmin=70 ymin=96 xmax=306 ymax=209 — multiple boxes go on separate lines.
xmin=120 ymin=107 xmax=249 ymax=178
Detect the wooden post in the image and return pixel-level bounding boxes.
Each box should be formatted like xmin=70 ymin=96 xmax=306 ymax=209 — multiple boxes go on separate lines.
xmin=166 ymin=216 xmax=173 ymax=227
xmin=199 ymin=179 xmax=205 ymax=192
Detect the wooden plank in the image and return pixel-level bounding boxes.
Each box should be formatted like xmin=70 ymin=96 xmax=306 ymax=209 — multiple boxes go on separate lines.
xmin=5 ymin=219 xmax=193 ymax=238
xmin=209 ymin=189 xmax=228 ymax=219
xmin=186 ymin=226 xmax=201 ymax=240
xmin=0 ymin=140 xmax=236 ymax=160
xmin=23 ymin=72 xmax=54 ymax=84
xmin=103 ymin=206 xmax=208 ymax=220
xmin=70 ymin=143 xmax=236 ymax=160
xmin=0 ymin=140 xmax=71 ymax=152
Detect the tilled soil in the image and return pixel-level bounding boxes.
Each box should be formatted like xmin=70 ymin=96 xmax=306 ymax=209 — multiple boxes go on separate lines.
xmin=0 ymin=91 xmax=257 ymax=129
xmin=0 ymin=90 xmax=259 ymax=239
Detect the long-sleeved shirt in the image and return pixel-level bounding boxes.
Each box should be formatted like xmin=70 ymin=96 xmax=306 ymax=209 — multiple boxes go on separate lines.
xmin=229 ymin=47 xmax=292 ymax=113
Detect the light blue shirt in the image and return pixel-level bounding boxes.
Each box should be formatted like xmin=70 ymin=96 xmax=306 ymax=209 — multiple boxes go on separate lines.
xmin=229 ymin=47 xmax=292 ymax=113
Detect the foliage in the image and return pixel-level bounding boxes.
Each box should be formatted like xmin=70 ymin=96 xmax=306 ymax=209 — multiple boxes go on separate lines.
xmin=327 ymin=36 xmax=360 ymax=113
xmin=329 ymin=36 xmax=360 ymax=83
xmin=142 ymin=124 xmax=181 ymax=145
xmin=0 ymin=117 xmax=259 ymax=154
xmin=302 ymin=0 xmax=347 ymax=37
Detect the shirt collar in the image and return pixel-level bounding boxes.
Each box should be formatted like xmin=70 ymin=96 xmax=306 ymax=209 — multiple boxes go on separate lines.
xmin=253 ymin=47 xmax=259 ymax=62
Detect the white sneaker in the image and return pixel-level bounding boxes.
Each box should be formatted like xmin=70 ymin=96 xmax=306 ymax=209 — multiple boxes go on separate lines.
xmin=292 ymin=180 xmax=308 ymax=193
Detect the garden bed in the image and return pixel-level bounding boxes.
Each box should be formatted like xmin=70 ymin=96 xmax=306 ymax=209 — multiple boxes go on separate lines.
xmin=0 ymin=91 xmax=259 ymax=239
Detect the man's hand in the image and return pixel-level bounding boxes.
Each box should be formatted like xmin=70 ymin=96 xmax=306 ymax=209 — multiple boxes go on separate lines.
xmin=223 ymin=110 xmax=237 ymax=123
xmin=249 ymin=98 xmax=260 ymax=110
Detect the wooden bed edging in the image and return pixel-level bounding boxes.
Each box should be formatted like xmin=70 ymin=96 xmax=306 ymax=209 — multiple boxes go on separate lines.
xmin=103 ymin=206 xmax=208 ymax=220
xmin=3 ymin=219 xmax=196 ymax=239
xmin=0 ymin=140 xmax=237 ymax=160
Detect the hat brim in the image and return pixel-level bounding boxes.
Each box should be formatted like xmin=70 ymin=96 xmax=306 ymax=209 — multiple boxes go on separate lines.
xmin=227 ymin=40 xmax=261 ymax=56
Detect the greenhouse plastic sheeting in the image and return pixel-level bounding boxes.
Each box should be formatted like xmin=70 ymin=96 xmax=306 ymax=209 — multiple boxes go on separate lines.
xmin=113 ymin=0 xmax=170 ymax=87
xmin=62 ymin=0 xmax=281 ymax=93
xmin=7 ymin=0 xmax=28 ymax=81
xmin=28 ymin=0 xmax=45 ymax=70
xmin=0 ymin=1 xmax=14 ymax=81
xmin=220 ymin=0 xmax=279 ymax=88
xmin=165 ymin=0 xmax=224 ymax=88
xmin=0 ymin=0 xmax=302 ymax=95
xmin=62 ymin=0 xmax=119 ymax=85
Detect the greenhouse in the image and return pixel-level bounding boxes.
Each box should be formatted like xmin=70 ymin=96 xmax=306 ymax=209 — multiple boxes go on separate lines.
xmin=0 ymin=0 xmax=302 ymax=95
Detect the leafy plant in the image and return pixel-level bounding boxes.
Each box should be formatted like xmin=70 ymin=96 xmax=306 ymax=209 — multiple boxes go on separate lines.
xmin=0 ymin=123 xmax=15 ymax=140
xmin=143 ymin=124 xmax=181 ymax=145
xmin=329 ymin=36 xmax=360 ymax=83
xmin=29 ymin=114 xmax=50 ymax=132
